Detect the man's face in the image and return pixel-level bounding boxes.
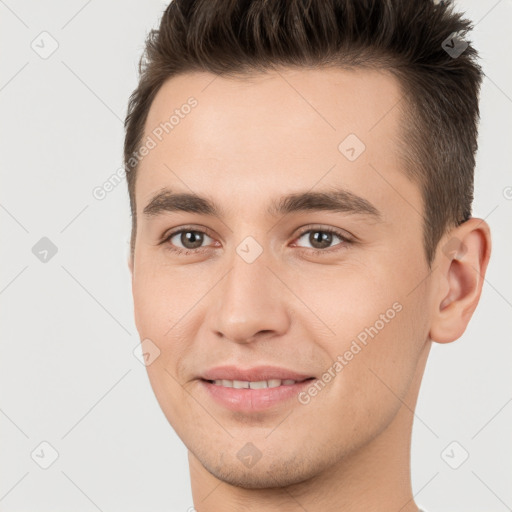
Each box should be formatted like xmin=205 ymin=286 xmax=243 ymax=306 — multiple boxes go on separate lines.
xmin=130 ymin=68 xmax=434 ymax=487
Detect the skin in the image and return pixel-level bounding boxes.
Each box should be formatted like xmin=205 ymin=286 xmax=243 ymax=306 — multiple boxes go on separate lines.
xmin=128 ymin=67 xmax=491 ymax=511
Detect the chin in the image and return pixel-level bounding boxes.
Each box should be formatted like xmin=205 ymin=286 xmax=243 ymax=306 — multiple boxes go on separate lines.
xmin=196 ymin=449 xmax=327 ymax=490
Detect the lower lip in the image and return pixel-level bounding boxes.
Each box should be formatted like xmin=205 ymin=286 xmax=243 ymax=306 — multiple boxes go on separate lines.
xmin=199 ymin=379 xmax=315 ymax=412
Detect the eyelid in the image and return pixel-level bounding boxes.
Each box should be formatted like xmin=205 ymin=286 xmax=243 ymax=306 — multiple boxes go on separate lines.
xmin=294 ymin=224 xmax=355 ymax=242
xmin=160 ymin=224 xmax=216 ymax=244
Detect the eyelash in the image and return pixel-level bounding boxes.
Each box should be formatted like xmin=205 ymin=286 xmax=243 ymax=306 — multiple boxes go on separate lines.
xmin=160 ymin=225 xmax=353 ymax=257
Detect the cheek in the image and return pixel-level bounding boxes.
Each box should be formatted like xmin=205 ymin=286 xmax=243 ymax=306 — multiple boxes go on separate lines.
xmin=357 ymin=299 xmax=427 ymax=407
xmin=131 ymin=261 xmax=200 ymax=372
xmin=290 ymin=263 xmax=402 ymax=343
xmin=305 ymin=299 xmax=427 ymax=449
xmin=132 ymin=267 xmax=196 ymax=429
xmin=297 ymin=262 xmax=428 ymax=396
xmin=132 ymin=261 xmax=191 ymax=337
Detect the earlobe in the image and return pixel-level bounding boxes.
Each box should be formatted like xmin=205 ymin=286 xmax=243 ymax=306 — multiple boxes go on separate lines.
xmin=429 ymin=218 xmax=491 ymax=343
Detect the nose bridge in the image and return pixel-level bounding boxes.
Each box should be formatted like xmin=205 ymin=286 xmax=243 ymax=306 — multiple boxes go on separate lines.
xmin=210 ymin=238 xmax=290 ymax=343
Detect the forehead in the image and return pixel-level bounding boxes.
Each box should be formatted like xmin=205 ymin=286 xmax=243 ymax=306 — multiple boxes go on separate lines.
xmin=136 ymin=67 xmax=418 ymax=222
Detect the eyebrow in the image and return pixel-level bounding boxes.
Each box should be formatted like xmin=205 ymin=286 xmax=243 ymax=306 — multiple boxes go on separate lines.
xmin=142 ymin=187 xmax=382 ymax=221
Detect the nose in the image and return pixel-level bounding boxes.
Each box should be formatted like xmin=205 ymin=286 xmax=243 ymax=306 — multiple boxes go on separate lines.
xmin=208 ymin=249 xmax=291 ymax=345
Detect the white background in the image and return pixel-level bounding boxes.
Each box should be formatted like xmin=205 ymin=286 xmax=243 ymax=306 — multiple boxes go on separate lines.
xmin=1 ymin=1 xmax=511 ymax=511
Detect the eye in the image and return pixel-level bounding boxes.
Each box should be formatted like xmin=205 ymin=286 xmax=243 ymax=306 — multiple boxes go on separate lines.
xmin=160 ymin=225 xmax=353 ymax=256
xmin=293 ymin=227 xmax=352 ymax=254
xmin=162 ymin=227 xmax=216 ymax=254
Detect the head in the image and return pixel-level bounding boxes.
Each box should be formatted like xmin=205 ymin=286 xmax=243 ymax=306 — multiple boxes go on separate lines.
xmin=124 ymin=0 xmax=491 ymax=491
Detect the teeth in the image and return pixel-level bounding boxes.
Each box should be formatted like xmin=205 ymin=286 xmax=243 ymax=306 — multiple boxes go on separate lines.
xmin=249 ymin=380 xmax=267 ymax=389
xmin=211 ymin=378 xmax=298 ymax=388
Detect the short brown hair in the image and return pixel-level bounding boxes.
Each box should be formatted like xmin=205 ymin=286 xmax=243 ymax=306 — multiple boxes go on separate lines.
xmin=124 ymin=0 xmax=483 ymax=266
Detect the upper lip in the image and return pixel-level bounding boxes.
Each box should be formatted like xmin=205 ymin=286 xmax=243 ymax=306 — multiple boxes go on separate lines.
xmin=200 ymin=365 xmax=314 ymax=382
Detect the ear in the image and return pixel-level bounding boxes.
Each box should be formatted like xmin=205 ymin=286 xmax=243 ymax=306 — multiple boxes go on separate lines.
xmin=429 ymin=218 xmax=492 ymax=343
xmin=127 ymin=246 xmax=134 ymax=278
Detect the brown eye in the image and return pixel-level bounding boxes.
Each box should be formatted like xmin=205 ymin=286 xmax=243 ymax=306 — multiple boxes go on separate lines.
xmin=177 ymin=231 xmax=205 ymax=249
xmin=295 ymin=228 xmax=348 ymax=251
xmin=165 ymin=229 xmax=214 ymax=252
xmin=308 ymin=231 xmax=335 ymax=249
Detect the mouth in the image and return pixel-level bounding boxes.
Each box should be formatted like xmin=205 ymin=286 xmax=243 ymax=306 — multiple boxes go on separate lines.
xmin=201 ymin=377 xmax=315 ymax=389
xmin=198 ymin=376 xmax=317 ymax=413
xmin=199 ymin=364 xmax=315 ymax=383
xmin=197 ymin=365 xmax=317 ymax=412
